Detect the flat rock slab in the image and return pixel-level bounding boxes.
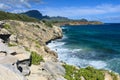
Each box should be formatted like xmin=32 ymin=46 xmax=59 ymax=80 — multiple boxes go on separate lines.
xmin=0 ymin=55 xmax=17 ymax=64
xmin=9 ymin=46 xmax=31 ymax=61
xmin=44 ymin=61 xmax=65 ymax=76
xmin=0 ymin=64 xmax=27 ymax=80
xmin=0 ymin=42 xmax=9 ymax=53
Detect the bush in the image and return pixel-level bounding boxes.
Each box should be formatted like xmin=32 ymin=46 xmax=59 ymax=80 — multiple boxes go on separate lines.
xmin=8 ymin=43 xmax=17 ymax=47
xmin=31 ymin=51 xmax=44 ymax=65
xmin=63 ymin=64 xmax=104 ymax=80
xmin=42 ymin=20 xmax=53 ymax=27
xmin=4 ymin=24 xmax=11 ymax=29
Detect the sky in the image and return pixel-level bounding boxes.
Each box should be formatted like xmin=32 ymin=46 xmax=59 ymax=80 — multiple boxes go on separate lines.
xmin=0 ymin=0 xmax=120 ymax=23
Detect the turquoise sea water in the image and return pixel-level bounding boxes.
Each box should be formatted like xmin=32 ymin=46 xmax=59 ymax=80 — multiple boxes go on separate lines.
xmin=47 ymin=23 xmax=120 ymax=73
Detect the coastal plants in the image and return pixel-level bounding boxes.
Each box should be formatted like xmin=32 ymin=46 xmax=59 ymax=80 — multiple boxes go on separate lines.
xmin=42 ymin=20 xmax=53 ymax=28
xmin=3 ymin=24 xmax=11 ymax=29
xmin=63 ymin=64 xmax=104 ymax=80
xmin=8 ymin=43 xmax=17 ymax=47
xmin=35 ymin=40 xmax=41 ymax=48
xmin=31 ymin=51 xmax=44 ymax=65
xmin=0 ymin=11 xmax=39 ymax=22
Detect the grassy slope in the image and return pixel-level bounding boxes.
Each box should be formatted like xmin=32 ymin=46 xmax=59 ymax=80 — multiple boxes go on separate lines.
xmin=0 ymin=11 xmax=39 ymax=22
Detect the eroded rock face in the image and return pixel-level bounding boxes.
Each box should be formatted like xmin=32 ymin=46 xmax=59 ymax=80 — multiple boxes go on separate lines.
xmin=3 ymin=20 xmax=62 ymax=62
xmin=0 ymin=28 xmax=11 ymax=42
xmin=0 ymin=20 xmax=64 ymax=80
xmin=0 ymin=39 xmax=31 ymax=76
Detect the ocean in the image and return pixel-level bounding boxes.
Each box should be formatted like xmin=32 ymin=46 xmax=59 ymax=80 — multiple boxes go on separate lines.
xmin=47 ymin=23 xmax=120 ymax=73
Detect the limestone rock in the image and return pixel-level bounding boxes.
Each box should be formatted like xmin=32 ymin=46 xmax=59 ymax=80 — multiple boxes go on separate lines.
xmin=18 ymin=64 xmax=31 ymax=76
xmin=9 ymin=46 xmax=31 ymax=61
xmin=0 ymin=41 xmax=8 ymax=52
xmin=105 ymin=72 xmax=113 ymax=80
xmin=44 ymin=46 xmax=58 ymax=58
xmin=56 ymin=77 xmax=67 ymax=80
xmin=0 ymin=28 xmax=10 ymax=34
xmin=9 ymin=34 xmax=18 ymax=44
xmin=43 ymin=61 xmax=65 ymax=76
xmin=0 ymin=64 xmax=27 ymax=80
xmin=0 ymin=55 xmax=17 ymax=64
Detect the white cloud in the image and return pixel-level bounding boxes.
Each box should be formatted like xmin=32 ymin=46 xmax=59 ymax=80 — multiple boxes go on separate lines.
xmin=41 ymin=4 xmax=120 ymax=18
xmin=11 ymin=9 xmax=27 ymax=13
xmin=0 ymin=0 xmax=42 ymax=11
xmin=0 ymin=3 xmax=11 ymax=10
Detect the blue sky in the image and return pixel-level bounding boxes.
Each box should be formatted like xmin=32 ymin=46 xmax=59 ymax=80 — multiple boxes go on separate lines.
xmin=0 ymin=0 xmax=120 ymax=23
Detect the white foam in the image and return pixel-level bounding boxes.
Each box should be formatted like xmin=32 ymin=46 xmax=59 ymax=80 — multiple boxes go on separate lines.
xmin=47 ymin=41 xmax=65 ymax=49
xmin=71 ymin=49 xmax=82 ymax=53
xmin=61 ymin=27 xmax=68 ymax=29
xmin=89 ymin=61 xmax=107 ymax=69
xmin=47 ymin=37 xmax=107 ymax=70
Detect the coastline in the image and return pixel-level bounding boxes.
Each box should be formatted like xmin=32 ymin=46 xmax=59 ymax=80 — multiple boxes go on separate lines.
xmin=0 ymin=20 xmax=120 ymax=80
xmin=47 ymin=25 xmax=120 ymax=80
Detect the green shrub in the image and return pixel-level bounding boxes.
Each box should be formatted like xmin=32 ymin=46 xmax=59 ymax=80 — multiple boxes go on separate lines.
xmin=25 ymin=47 xmax=30 ymax=52
xmin=8 ymin=43 xmax=17 ymax=47
xmin=4 ymin=24 xmax=11 ymax=29
xmin=35 ymin=44 xmax=41 ymax=48
xmin=31 ymin=51 xmax=44 ymax=65
xmin=0 ymin=11 xmax=39 ymax=22
xmin=42 ymin=20 xmax=53 ymax=27
xmin=63 ymin=64 xmax=104 ymax=80
xmin=35 ymin=40 xmax=41 ymax=48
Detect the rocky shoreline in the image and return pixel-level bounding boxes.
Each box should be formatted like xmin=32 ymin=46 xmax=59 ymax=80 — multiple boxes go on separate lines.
xmin=0 ymin=20 xmax=66 ymax=80
xmin=0 ymin=20 xmax=120 ymax=80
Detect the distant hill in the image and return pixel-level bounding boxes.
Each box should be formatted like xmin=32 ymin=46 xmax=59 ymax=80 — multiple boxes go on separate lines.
xmin=0 ymin=10 xmax=39 ymax=22
xmin=22 ymin=10 xmax=43 ymax=20
xmin=22 ymin=10 xmax=92 ymax=23
xmin=22 ymin=10 xmax=70 ymax=21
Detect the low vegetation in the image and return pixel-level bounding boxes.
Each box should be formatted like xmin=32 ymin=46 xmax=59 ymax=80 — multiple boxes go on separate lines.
xmin=0 ymin=11 xmax=39 ymax=22
xmin=3 ymin=24 xmax=11 ymax=29
xmin=8 ymin=43 xmax=17 ymax=47
xmin=31 ymin=51 xmax=44 ymax=65
xmin=42 ymin=20 xmax=53 ymax=27
xmin=63 ymin=64 xmax=104 ymax=80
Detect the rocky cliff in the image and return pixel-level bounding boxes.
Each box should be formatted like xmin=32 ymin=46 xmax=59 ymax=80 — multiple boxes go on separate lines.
xmin=0 ymin=20 xmax=65 ymax=80
xmin=0 ymin=20 xmax=119 ymax=80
